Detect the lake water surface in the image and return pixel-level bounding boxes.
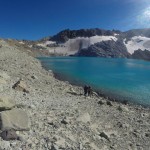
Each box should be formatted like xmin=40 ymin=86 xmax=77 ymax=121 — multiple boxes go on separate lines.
xmin=38 ymin=57 xmax=150 ymax=106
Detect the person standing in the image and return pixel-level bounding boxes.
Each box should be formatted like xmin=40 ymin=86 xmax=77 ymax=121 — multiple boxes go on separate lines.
xmin=88 ymin=86 xmax=92 ymax=96
xmin=84 ymin=85 xmax=88 ymax=96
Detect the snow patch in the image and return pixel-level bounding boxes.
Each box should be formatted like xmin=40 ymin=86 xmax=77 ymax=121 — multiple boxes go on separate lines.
xmin=64 ymin=35 xmax=117 ymax=53
xmin=124 ymin=36 xmax=150 ymax=54
xmin=37 ymin=43 xmax=45 ymax=47
xmin=28 ymin=45 xmax=33 ymax=48
xmin=45 ymin=41 xmax=56 ymax=45
xmin=37 ymin=41 xmax=56 ymax=47
xmin=114 ymin=33 xmax=119 ymax=36
xmin=19 ymin=41 xmax=24 ymax=44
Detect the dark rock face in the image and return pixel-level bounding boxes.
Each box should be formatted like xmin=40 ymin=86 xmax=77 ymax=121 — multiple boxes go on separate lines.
xmin=51 ymin=28 xmax=118 ymax=43
xmin=132 ymin=49 xmax=150 ymax=61
xmin=123 ymin=28 xmax=150 ymax=38
xmin=76 ymin=40 xmax=131 ymax=58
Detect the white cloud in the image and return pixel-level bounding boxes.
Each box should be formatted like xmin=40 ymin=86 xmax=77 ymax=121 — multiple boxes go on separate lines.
xmin=136 ymin=6 xmax=150 ymax=28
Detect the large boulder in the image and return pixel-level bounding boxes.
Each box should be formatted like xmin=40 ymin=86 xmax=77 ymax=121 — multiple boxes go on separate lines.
xmin=0 ymin=97 xmax=15 ymax=111
xmin=0 ymin=108 xmax=29 ymax=131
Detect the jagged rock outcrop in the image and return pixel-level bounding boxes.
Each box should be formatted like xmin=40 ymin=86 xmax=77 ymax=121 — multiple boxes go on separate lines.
xmin=132 ymin=49 xmax=150 ymax=61
xmin=76 ymin=40 xmax=131 ymax=58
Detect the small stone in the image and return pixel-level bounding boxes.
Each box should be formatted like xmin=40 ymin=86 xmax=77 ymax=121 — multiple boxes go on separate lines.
xmin=0 ymin=72 xmax=10 ymax=80
xmin=31 ymin=75 xmax=37 ymax=79
xmin=116 ymin=122 xmax=123 ymax=128
xmin=118 ymin=105 xmax=129 ymax=112
xmin=12 ymin=79 xmax=29 ymax=93
xmin=0 ymin=141 xmax=11 ymax=149
xmin=0 ymin=72 xmax=10 ymax=88
xmin=137 ymin=119 xmax=143 ymax=124
xmin=145 ymin=133 xmax=150 ymax=137
xmin=117 ymin=106 xmax=123 ymax=112
xmin=16 ymin=131 xmax=20 ymax=134
xmin=106 ymin=101 xmax=113 ymax=106
xmin=55 ymin=138 xmax=66 ymax=149
xmin=0 ymin=96 xmax=15 ymax=111
xmin=122 ymin=100 xmax=128 ymax=105
xmin=132 ymin=132 xmax=138 ymax=137
xmin=1 ymin=129 xmax=18 ymax=141
xmin=61 ymin=119 xmax=68 ymax=125
xmin=51 ymin=143 xmax=59 ymax=150
xmin=77 ymin=112 xmax=91 ymax=123
xmin=18 ymin=136 xmax=24 ymax=141
xmin=99 ymin=132 xmax=110 ymax=141
xmin=79 ymin=143 xmax=83 ymax=149
xmin=98 ymin=101 xmax=104 ymax=105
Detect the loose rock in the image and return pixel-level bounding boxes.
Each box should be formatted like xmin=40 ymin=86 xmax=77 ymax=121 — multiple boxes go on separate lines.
xmin=1 ymin=129 xmax=19 ymax=141
xmin=77 ymin=112 xmax=91 ymax=123
xmin=0 ymin=108 xmax=29 ymax=131
xmin=0 ymin=96 xmax=15 ymax=111
xmin=12 ymin=79 xmax=29 ymax=93
xmin=106 ymin=101 xmax=113 ymax=106
xmin=99 ymin=132 xmax=110 ymax=141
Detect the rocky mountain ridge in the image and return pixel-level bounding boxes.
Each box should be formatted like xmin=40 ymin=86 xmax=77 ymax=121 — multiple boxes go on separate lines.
xmin=4 ymin=28 xmax=150 ymax=61
xmin=39 ymin=28 xmax=150 ymax=61
xmin=50 ymin=28 xmax=121 ymax=43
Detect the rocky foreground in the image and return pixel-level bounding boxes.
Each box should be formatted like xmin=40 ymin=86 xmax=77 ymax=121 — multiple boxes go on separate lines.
xmin=0 ymin=39 xmax=149 ymax=150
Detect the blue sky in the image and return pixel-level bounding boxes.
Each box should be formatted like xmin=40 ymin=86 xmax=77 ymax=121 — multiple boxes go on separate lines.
xmin=0 ymin=0 xmax=150 ymax=40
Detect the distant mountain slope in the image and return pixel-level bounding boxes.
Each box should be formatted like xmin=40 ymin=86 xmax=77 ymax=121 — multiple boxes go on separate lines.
xmin=123 ymin=28 xmax=150 ymax=39
xmin=7 ymin=28 xmax=150 ymax=61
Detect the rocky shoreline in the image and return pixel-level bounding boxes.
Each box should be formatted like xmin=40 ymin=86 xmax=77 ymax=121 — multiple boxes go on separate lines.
xmin=44 ymin=69 xmax=149 ymax=109
xmin=0 ymin=39 xmax=150 ymax=150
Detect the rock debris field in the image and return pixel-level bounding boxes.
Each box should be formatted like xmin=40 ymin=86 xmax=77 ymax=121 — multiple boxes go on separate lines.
xmin=0 ymin=40 xmax=149 ymax=150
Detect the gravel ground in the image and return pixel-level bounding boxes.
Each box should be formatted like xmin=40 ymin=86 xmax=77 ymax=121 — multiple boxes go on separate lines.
xmin=0 ymin=39 xmax=149 ymax=150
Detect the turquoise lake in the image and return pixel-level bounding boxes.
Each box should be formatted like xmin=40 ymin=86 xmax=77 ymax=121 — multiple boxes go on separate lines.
xmin=38 ymin=57 xmax=150 ymax=106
